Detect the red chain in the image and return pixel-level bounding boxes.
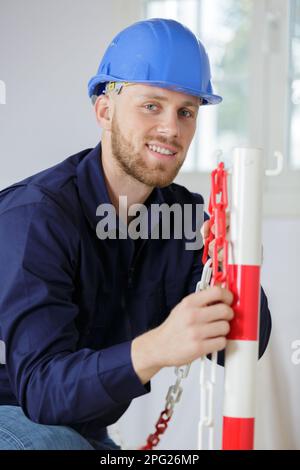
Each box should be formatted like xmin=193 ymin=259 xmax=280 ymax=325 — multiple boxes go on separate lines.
xmin=139 ymin=163 xmax=229 ymax=451
xmin=139 ymin=409 xmax=172 ymax=450
xmin=202 ymin=162 xmax=228 ymax=287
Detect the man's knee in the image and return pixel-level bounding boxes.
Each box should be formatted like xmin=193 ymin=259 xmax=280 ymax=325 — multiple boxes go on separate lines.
xmin=0 ymin=406 xmax=93 ymax=450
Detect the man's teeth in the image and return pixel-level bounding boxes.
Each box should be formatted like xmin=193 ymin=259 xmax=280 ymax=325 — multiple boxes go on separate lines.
xmin=148 ymin=144 xmax=175 ymax=155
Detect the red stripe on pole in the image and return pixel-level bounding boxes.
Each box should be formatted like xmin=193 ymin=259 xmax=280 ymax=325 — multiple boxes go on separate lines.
xmin=222 ymin=416 xmax=255 ymax=450
xmin=227 ymin=265 xmax=260 ymax=341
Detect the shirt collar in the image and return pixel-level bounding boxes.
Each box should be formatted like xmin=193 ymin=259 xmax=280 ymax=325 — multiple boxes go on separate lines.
xmin=76 ymin=141 xmax=166 ymax=235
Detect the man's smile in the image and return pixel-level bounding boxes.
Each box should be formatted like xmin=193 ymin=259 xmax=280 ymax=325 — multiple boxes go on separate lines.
xmin=145 ymin=143 xmax=179 ymax=160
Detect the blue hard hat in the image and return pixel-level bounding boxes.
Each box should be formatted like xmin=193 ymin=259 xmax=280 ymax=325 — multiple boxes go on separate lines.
xmin=88 ymin=18 xmax=222 ymax=105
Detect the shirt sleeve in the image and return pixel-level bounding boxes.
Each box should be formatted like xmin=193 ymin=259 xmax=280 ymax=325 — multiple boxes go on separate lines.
xmin=187 ymin=212 xmax=272 ymax=364
xmin=0 ymin=199 xmax=150 ymax=425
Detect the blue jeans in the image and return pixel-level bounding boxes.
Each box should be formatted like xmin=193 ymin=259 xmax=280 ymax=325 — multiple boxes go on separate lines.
xmin=0 ymin=406 xmax=121 ymax=450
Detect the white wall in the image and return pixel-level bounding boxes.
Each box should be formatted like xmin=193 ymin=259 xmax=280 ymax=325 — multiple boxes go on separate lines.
xmin=0 ymin=0 xmax=142 ymax=187
xmin=1 ymin=0 xmax=299 ymax=450
xmin=255 ymin=218 xmax=300 ymax=450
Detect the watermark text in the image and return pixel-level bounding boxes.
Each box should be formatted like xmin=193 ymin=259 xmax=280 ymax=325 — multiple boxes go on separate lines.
xmin=95 ymin=197 xmax=204 ymax=251
xmin=291 ymin=339 xmax=300 ymax=365
xmin=0 ymin=80 xmax=6 ymax=104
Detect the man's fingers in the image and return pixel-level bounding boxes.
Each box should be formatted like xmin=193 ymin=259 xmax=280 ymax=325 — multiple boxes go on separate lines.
xmin=226 ymin=211 xmax=230 ymax=227
xmin=203 ymin=337 xmax=227 ymax=354
xmin=200 ymin=303 xmax=234 ymax=323
xmin=201 ymin=220 xmax=210 ymax=240
xmin=203 ymin=320 xmax=231 ymax=339
xmin=185 ymin=285 xmax=234 ymax=307
xmin=210 ymin=212 xmax=230 ymax=236
xmin=202 ymin=213 xmax=230 ymax=261
xmin=208 ymin=239 xmax=224 ymax=262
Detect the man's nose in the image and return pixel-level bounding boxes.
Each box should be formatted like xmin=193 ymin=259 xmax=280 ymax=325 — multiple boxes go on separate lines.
xmin=156 ymin=111 xmax=180 ymax=138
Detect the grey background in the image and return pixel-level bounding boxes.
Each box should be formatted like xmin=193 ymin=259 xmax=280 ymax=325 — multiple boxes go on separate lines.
xmin=0 ymin=0 xmax=141 ymax=187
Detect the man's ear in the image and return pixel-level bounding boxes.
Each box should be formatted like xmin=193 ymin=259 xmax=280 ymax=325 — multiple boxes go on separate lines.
xmin=94 ymin=95 xmax=113 ymax=131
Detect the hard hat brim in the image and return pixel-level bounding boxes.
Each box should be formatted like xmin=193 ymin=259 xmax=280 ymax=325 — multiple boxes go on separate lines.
xmin=88 ymin=76 xmax=222 ymax=105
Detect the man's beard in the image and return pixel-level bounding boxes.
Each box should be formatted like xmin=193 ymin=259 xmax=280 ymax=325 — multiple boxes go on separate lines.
xmin=110 ymin=113 xmax=184 ymax=188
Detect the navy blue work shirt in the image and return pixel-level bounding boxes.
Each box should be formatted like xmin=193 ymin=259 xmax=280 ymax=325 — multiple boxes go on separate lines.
xmin=0 ymin=142 xmax=271 ymax=443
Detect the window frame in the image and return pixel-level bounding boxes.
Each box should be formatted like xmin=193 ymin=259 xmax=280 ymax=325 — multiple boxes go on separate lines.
xmin=144 ymin=0 xmax=300 ymax=216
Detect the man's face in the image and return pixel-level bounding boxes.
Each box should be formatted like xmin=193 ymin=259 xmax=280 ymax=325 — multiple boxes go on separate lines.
xmin=109 ymin=84 xmax=200 ymax=188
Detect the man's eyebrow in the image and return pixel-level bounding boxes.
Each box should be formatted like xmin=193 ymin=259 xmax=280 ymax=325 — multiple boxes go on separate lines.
xmin=136 ymin=94 xmax=200 ymax=108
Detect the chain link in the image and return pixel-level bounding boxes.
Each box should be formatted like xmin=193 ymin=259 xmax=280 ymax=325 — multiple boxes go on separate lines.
xmin=202 ymin=162 xmax=229 ymax=288
xmin=139 ymin=364 xmax=191 ymax=449
xmin=198 ymin=162 xmax=229 ymax=450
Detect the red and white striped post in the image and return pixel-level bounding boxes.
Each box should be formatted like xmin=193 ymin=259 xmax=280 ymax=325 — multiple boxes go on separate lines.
xmin=222 ymin=148 xmax=264 ymax=450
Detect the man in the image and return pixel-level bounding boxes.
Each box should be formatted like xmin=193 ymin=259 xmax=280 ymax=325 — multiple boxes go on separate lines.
xmin=0 ymin=19 xmax=271 ymax=450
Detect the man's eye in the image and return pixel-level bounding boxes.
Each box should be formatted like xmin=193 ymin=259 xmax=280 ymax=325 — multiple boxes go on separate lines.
xmin=180 ymin=109 xmax=193 ymax=118
xmin=145 ymin=103 xmax=158 ymax=111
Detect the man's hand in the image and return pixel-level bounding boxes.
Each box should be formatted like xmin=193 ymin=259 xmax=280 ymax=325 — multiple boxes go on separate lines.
xmin=154 ymin=286 xmax=234 ymax=367
xmin=201 ymin=212 xmax=230 ymax=263
xmin=132 ymin=286 xmax=234 ymax=383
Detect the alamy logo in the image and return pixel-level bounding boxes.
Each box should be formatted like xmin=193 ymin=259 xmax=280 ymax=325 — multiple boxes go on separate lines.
xmin=95 ymin=196 xmax=204 ymax=251
xmin=0 ymin=80 xmax=6 ymax=104
xmin=0 ymin=340 xmax=6 ymax=364
xmin=291 ymin=339 xmax=300 ymax=365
